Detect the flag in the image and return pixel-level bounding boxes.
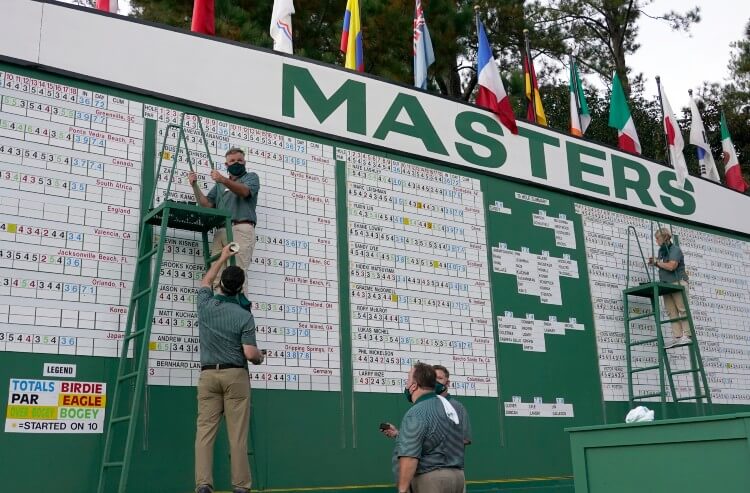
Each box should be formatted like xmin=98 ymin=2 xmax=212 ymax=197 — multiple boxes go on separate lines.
xmin=608 ymin=73 xmax=641 ymax=154
xmin=95 ymin=0 xmax=117 ymax=13
xmin=569 ymin=57 xmax=590 ymax=136
xmin=191 ymin=0 xmax=215 ymax=35
xmin=413 ymin=0 xmax=435 ymax=89
xmin=340 ymin=0 xmax=364 ymax=72
xmin=721 ymin=112 xmax=749 ymax=193
xmin=688 ymin=96 xmax=720 ymax=182
xmin=270 ymin=0 xmax=295 ymax=54
xmin=523 ymin=55 xmax=546 ymax=125
xmin=475 ymin=16 xmax=517 ymax=134
xmin=659 ymin=83 xmax=690 ymax=187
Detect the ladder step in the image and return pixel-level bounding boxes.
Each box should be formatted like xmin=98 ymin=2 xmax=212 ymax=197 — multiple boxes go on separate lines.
xmin=103 ymin=461 xmax=125 ymax=468
xmin=630 ymin=365 xmax=660 ymax=374
xmin=675 ymin=395 xmax=707 ymax=402
xmin=629 ymin=337 xmax=658 ymax=347
xmin=137 ymin=247 xmax=159 ymax=263
xmin=124 ymin=328 xmax=147 ymax=342
xmin=670 ymin=368 xmax=701 ymax=376
xmin=633 ymin=392 xmax=663 ymax=400
xmin=118 ymin=371 xmax=139 ymax=382
xmin=660 ymin=316 xmax=688 ymax=324
xmin=131 ymin=287 xmax=152 ymax=301
xmin=627 ymin=312 xmax=655 ymax=321
xmin=109 ymin=415 xmax=133 ymax=424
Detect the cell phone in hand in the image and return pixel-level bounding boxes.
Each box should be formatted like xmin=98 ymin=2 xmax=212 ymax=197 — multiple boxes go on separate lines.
xmin=379 ymin=422 xmax=391 ymax=431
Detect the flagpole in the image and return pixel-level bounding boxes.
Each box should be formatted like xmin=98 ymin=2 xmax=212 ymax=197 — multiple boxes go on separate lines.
xmin=523 ymin=29 xmax=537 ymax=124
xmin=655 ymin=75 xmax=671 ymax=167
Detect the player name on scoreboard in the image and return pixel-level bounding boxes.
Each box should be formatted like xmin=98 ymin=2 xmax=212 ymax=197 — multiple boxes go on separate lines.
xmin=341 ymin=148 xmax=497 ymax=397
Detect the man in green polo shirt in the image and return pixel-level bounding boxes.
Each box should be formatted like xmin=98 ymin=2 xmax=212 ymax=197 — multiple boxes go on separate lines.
xmin=395 ymin=363 xmax=465 ymax=493
xmin=648 ymin=227 xmax=691 ymax=348
xmin=189 ymin=147 xmax=260 ymax=288
xmin=194 ymin=244 xmax=264 ymax=493
xmin=433 ymin=365 xmax=472 ymax=447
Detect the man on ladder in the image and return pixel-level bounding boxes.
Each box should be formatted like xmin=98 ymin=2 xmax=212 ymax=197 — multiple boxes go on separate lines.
xmin=189 ymin=147 xmax=261 ymax=289
xmin=648 ymin=227 xmax=691 ymax=348
xmin=195 ymin=244 xmax=264 ymax=493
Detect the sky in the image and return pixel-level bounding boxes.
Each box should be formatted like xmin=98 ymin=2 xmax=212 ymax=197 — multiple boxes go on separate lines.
xmin=627 ymin=0 xmax=750 ymax=109
xmin=61 ymin=0 xmax=750 ymax=110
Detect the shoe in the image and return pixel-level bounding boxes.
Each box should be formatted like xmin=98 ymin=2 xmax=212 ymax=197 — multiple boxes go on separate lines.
xmin=665 ymin=339 xmax=680 ymax=348
xmin=196 ymin=485 xmax=213 ymax=493
xmin=678 ymin=336 xmax=692 ymax=345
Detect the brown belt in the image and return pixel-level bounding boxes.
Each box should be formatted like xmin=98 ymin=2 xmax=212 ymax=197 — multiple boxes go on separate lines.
xmin=232 ymin=220 xmax=255 ymax=226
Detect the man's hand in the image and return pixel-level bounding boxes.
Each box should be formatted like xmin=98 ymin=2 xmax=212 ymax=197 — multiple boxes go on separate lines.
xmin=188 ymin=171 xmax=198 ymax=186
xmin=210 ymin=169 xmax=228 ymax=185
xmin=381 ymin=423 xmax=399 ymax=438
xmin=219 ymin=243 xmax=238 ymax=262
xmin=647 ymin=256 xmax=656 ymax=266
xmin=250 ymin=353 xmax=265 ymax=365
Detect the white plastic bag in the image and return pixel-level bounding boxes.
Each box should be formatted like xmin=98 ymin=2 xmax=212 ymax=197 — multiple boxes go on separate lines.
xmin=625 ymin=406 xmax=654 ymax=423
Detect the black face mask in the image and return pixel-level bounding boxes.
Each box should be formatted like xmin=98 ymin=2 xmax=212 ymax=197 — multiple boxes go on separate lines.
xmin=434 ymin=382 xmax=447 ymax=395
xmin=226 ymin=162 xmax=246 ymax=177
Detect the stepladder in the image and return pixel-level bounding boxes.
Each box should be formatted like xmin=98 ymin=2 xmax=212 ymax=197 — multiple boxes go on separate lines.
xmin=97 ymin=113 xmax=236 ymax=493
xmin=623 ymin=281 xmax=712 ymax=419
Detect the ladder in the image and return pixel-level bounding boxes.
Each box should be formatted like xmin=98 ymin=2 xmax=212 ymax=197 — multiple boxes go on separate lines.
xmin=622 ymin=226 xmax=712 ymax=419
xmin=97 ymin=113 xmax=235 ymax=493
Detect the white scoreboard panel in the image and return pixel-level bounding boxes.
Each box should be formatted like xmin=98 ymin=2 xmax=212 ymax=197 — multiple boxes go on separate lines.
xmin=340 ymin=149 xmax=497 ymax=397
xmin=576 ymin=204 xmax=750 ymax=404
xmin=144 ymin=109 xmax=341 ymax=390
xmin=0 ymin=70 xmax=142 ymax=358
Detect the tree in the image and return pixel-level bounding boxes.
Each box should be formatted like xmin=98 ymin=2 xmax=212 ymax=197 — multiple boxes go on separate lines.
xmin=532 ymin=0 xmax=700 ymax=96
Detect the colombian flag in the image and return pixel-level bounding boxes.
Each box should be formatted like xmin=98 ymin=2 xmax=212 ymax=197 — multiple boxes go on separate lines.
xmin=340 ymin=0 xmax=364 ymax=72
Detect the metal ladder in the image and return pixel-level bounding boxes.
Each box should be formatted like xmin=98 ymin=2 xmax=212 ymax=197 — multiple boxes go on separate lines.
xmin=622 ymin=225 xmax=712 ymax=418
xmin=97 ymin=113 xmax=235 ymax=493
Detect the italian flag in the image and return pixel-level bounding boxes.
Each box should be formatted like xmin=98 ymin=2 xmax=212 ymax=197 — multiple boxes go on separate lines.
xmin=721 ymin=112 xmax=749 ymax=193
xmin=608 ymin=73 xmax=641 ymax=154
xmin=569 ymin=58 xmax=590 ymax=136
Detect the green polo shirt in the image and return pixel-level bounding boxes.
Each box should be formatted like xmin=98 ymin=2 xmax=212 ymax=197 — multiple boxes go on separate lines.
xmin=196 ymin=287 xmax=256 ymax=367
xmin=207 ymin=171 xmax=260 ymax=224
xmin=446 ymin=395 xmax=472 ymax=444
xmin=657 ymin=243 xmax=688 ymax=283
xmin=394 ymin=393 xmax=465 ymax=475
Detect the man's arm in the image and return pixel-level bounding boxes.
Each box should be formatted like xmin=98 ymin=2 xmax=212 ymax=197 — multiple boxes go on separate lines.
xmin=188 ymin=172 xmax=215 ymax=208
xmin=211 ymin=170 xmax=251 ymax=198
xmin=397 ymin=457 xmax=418 ymax=492
xmin=243 ymin=344 xmax=264 ymax=365
xmin=201 ymin=244 xmax=235 ymax=288
xmin=657 ymin=259 xmax=679 ymax=271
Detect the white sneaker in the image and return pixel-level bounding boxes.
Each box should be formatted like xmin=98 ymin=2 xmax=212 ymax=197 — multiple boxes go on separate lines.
xmin=665 ymin=339 xmax=680 ymax=348
xmin=679 ymin=336 xmax=692 ymax=345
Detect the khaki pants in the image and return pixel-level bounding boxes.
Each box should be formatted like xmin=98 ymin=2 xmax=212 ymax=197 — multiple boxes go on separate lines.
xmin=411 ymin=468 xmax=465 ymax=493
xmin=195 ymin=368 xmax=252 ymax=490
xmin=212 ymin=223 xmax=256 ymax=290
xmin=662 ymin=280 xmax=690 ymax=338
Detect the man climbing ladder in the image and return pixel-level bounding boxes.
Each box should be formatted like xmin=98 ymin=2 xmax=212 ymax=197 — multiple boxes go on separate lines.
xmin=648 ymin=227 xmax=691 ymax=348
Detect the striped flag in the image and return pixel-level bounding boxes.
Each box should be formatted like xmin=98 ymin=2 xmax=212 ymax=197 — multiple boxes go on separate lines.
xmin=688 ymin=96 xmax=720 ymax=182
xmin=659 ymin=83 xmax=690 ymax=187
xmin=475 ymin=15 xmax=517 ymax=134
xmin=720 ymin=112 xmax=749 ymax=192
xmin=523 ymin=55 xmax=546 ymax=125
xmin=95 ymin=0 xmax=118 ymax=13
xmin=270 ymin=0 xmax=295 ymax=54
xmin=191 ymin=0 xmax=215 ymax=35
xmin=569 ymin=57 xmax=590 ymax=136
xmin=608 ymin=73 xmax=641 ymax=154
xmin=340 ymin=0 xmax=364 ymax=72
xmin=413 ymin=0 xmax=435 ymax=89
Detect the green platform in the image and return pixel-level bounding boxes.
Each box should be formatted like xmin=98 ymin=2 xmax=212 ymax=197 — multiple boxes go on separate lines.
xmin=567 ymin=413 xmax=750 ymax=493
